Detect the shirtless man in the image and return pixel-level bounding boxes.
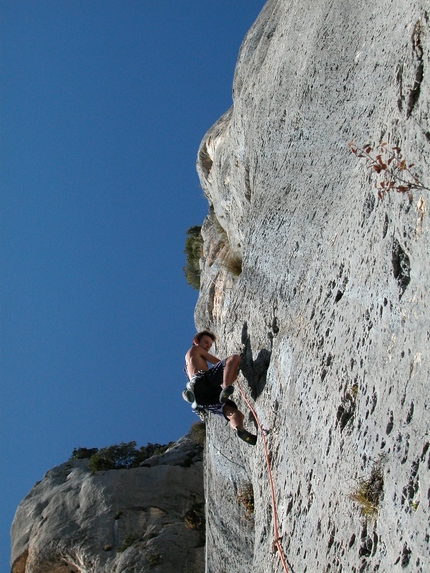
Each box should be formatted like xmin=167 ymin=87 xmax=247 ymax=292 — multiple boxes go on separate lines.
xmin=184 ymin=330 xmax=257 ymax=445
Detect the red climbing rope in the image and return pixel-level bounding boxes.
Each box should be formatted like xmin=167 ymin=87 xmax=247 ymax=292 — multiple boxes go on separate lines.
xmin=236 ymin=379 xmax=290 ymax=573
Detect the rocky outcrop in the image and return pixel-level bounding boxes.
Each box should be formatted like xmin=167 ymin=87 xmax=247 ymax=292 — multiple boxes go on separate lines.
xmin=195 ymin=0 xmax=430 ymax=572
xmin=11 ymin=434 xmax=204 ymax=573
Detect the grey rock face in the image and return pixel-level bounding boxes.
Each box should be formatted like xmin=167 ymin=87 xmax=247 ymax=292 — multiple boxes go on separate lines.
xmin=11 ymin=2 xmax=430 ymax=572
xmin=195 ymin=0 xmax=430 ymax=572
xmin=11 ymin=433 xmax=204 ymax=573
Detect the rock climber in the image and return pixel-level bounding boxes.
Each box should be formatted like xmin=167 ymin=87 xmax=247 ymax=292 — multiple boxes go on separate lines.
xmin=183 ymin=330 xmax=257 ymax=445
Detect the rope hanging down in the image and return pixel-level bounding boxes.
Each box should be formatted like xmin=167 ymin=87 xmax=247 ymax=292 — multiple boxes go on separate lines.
xmin=236 ymin=379 xmax=290 ymax=573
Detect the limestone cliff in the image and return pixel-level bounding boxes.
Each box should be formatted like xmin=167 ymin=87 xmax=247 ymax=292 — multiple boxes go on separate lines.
xmin=11 ymin=1 xmax=430 ymax=572
xmin=195 ymin=0 xmax=430 ymax=572
xmin=11 ymin=434 xmax=204 ymax=573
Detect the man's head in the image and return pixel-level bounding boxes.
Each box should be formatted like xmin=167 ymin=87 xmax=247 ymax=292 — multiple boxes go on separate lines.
xmin=193 ymin=330 xmax=216 ymax=349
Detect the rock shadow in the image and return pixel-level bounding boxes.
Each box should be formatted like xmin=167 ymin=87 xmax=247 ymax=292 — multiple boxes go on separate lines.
xmin=240 ymin=322 xmax=271 ymax=400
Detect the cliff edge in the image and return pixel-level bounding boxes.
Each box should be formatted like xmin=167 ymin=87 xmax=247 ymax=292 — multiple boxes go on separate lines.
xmin=195 ymin=0 xmax=430 ymax=571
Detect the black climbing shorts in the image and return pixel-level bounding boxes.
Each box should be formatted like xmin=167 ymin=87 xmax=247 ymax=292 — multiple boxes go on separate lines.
xmin=191 ymin=359 xmax=225 ymax=405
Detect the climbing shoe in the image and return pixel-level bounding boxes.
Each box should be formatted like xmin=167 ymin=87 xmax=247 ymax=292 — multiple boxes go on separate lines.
xmin=182 ymin=388 xmax=195 ymax=404
xmin=182 ymin=389 xmax=198 ymax=410
xmin=236 ymin=428 xmax=257 ymax=446
xmin=219 ymin=385 xmax=234 ymax=403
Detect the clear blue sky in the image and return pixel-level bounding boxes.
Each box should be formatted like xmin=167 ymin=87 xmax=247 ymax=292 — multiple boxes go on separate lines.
xmin=0 ymin=1 xmax=264 ymax=568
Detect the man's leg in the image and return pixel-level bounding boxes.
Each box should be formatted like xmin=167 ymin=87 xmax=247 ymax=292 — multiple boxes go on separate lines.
xmin=223 ymin=403 xmax=244 ymax=430
xmin=223 ymin=403 xmax=257 ymax=446
xmin=221 ymin=354 xmax=241 ymax=388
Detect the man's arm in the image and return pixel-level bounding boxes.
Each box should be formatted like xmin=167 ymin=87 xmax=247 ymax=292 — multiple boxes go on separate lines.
xmin=194 ymin=346 xmax=220 ymax=365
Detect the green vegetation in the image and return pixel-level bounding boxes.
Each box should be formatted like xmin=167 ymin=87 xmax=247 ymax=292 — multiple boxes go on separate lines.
xmin=146 ymin=552 xmax=162 ymax=566
xmin=349 ymin=460 xmax=384 ymax=520
xmin=184 ymin=501 xmax=205 ymax=531
xmin=71 ymin=447 xmax=98 ymax=459
xmin=189 ymin=421 xmax=206 ymax=446
xmin=72 ymin=441 xmax=173 ymax=472
xmin=237 ymin=483 xmax=255 ymax=518
xmin=350 ymin=382 xmax=359 ymax=398
xmin=183 ymin=225 xmax=203 ymax=289
xmin=117 ymin=532 xmax=140 ymax=553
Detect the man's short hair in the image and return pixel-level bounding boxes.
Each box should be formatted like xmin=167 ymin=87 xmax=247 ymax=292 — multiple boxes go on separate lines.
xmin=194 ymin=330 xmax=216 ymax=343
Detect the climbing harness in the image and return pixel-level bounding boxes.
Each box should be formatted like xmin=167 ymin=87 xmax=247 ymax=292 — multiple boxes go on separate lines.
xmin=236 ymin=379 xmax=290 ymax=573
